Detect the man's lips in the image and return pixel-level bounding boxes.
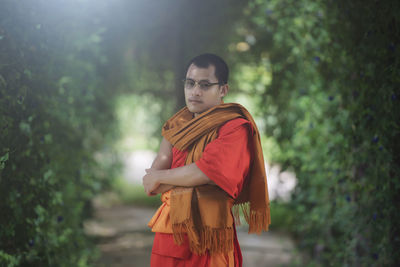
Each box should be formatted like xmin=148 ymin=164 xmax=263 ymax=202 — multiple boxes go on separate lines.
xmin=189 ymin=99 xmax=203 ymax=103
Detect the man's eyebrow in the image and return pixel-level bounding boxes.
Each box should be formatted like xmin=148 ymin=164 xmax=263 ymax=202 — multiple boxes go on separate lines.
xmin=186 ymin=77 xmax=212 ymax=82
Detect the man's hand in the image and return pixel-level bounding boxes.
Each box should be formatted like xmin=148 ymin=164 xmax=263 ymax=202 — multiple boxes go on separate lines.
xmin=142 ymin=168 xmax=161 ymax=196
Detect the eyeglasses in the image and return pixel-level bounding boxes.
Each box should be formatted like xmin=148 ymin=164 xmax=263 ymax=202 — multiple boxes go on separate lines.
xmin=182 ymin=78 xmax=220 ymax=90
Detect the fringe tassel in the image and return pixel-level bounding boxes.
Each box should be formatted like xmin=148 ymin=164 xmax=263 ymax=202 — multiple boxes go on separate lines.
xmin=172 ymin=203 xmax=271 ymax=255
xmin=195 ymin=226 xmax=234 ymax=255
xmin=172 ymin=219 xmax=198 ymax=246
xmin=235 ymin=202 xmax=271 ymax=234
xmin=232 ymin=205 xmax=241 ymax=226
xmin=172 ymin=222 xmax=234 ymax=255
xmin=248 ymin=210 xmax=271 ymax=233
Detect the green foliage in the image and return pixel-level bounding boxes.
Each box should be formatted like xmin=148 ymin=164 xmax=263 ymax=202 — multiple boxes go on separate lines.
xmin=0 ymin=1 xmax=120 ymax=265
xmin=239 ymin=0 xmax=400 ymax=265
xmin=269 ymin=201 xmax=296 ymax=232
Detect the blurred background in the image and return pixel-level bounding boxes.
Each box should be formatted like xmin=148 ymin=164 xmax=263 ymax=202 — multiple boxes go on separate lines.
xmin=1 ymin=0 xmax=399 ymax=266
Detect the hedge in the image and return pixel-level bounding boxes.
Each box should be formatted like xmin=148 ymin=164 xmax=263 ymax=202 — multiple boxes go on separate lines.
xmin=241 ymin=0 xmax=399 ymax=265
xmin=0 ymin=1 xmax=119 ymax=265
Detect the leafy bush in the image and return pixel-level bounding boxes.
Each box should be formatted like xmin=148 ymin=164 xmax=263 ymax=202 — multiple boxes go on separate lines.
xmin=238 ymin=0 xmax=400 ymax=265
xmin=0 ymin=1 xmax=119 ymax=265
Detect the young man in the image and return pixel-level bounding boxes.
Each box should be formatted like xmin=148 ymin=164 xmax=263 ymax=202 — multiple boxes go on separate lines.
xmin=142 ymin=53 xmax=271 ymax=267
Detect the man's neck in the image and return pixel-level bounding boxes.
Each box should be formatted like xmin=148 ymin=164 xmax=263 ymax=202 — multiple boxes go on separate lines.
xmin=193 ymin=101 xmax=223 ymax=118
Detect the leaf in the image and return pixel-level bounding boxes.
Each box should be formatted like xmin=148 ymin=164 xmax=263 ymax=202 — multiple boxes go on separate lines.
xmin=0 ymin=151 xmax=9 ymax=170
xmin=43 ymin=169 xmax=53 ymax=181
xmin=19 ymin=121 xmax=31 ymax=135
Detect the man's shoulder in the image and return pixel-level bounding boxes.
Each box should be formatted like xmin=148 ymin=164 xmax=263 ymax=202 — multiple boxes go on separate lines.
xmin=218 ymin=117 xmax=253 ymax=136
xmin=222 ymin=117 xmax=250 ymax=127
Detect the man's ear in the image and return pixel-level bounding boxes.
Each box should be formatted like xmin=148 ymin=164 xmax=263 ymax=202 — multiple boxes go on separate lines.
xmin=220 ymin=84 xmax=229 ymax=98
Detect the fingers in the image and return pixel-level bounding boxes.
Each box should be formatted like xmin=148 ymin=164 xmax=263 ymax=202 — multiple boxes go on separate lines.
xmin=143 ymin=183 xmax=152 ymax=196
xmin=142 ymin=170 xmax=159 ymax=196
xmin=142 ymin=175 xmax=154 ymax=196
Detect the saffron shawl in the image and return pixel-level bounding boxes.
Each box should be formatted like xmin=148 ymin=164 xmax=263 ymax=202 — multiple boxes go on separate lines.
xmin=162 ymin=103 xmax=270 ymax=255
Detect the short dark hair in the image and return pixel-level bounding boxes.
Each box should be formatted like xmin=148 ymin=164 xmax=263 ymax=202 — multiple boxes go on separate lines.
xmin=185 ymin=53 xmax=229 ymax=85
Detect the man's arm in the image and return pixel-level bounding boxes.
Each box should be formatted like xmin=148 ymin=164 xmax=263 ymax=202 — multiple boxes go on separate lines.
xmin=145 ymin=137 xmax=175 ymax=195
xmin=142 ymin=163 xmax=215 ymax=196
xmin=150 ymin=137 xmax=173 ymax=170
xmin=145 ymin=118 xmax=252 ymax=197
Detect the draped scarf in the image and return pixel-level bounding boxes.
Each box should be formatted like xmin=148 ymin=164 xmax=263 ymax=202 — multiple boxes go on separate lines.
xmin=162 ymin=102 xmax=270 ymax=255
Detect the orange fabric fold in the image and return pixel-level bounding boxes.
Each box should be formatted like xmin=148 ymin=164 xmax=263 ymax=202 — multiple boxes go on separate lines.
xmin=148 ymin=191 xmax=173 ymax=233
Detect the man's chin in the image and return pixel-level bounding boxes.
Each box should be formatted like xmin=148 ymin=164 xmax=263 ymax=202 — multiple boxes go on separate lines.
xmin=187 ymin=105 xmax=206 ymax=114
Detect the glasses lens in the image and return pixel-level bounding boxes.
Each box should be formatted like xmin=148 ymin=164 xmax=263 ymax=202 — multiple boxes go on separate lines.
xmin=184 ymin=79 xmax=195 ymax=88
xmin=199 ymin=82 xmax=211 ymax=90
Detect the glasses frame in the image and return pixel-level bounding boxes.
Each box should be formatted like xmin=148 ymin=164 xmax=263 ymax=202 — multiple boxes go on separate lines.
xmin=182 ymin=78 xmax=221 ymax=90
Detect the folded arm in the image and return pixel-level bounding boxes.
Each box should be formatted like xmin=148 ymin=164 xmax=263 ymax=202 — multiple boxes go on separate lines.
xmin=143 ymin=162 xmax=215 ymax=196
xmin=144 ymin=137 xmax=175 ymax=195
xmin=143 ymin=137 xmax=216 ymax=196
xmin=150 ymin=137 xmax=173 ymax=170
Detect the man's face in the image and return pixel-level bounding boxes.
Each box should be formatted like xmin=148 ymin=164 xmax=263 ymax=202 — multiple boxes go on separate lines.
xmin=184 ymin=64 xmax=228 ymax=117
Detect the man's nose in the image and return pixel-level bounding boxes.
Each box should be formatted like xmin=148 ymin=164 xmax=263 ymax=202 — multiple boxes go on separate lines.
xmin=192 ymin=84 xmax=202 ymax=96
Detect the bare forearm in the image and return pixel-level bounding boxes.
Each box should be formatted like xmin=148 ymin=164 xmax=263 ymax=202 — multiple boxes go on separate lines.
xmin=143 ymin=139 xmax=215 ymax=195
xmin=151 ymin=155 xmax=171 ymax=170
xmin=151 ymin=137 xmax=172 ymax=170
xmin=143 ymin=163 xmax=215 ymax=195
xmin=156 ymin=163 xmax=213 ymax=187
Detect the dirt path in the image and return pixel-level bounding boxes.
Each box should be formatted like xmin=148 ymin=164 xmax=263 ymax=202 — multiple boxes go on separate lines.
xmin=84 ymin=205 xmax=298 ymax=267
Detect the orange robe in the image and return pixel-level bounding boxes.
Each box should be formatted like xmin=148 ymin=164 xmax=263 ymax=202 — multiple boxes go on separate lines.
xmin=149 ymin=118 xmax=253 ymax=267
